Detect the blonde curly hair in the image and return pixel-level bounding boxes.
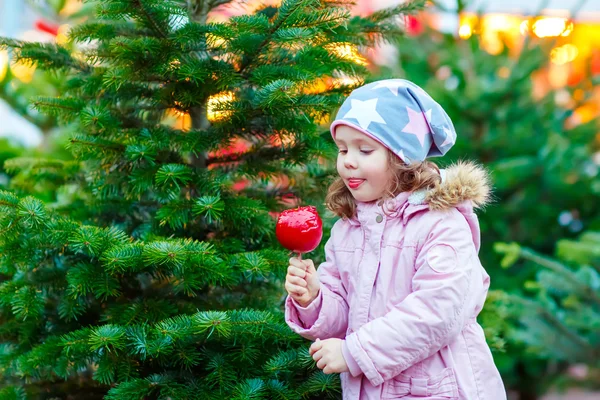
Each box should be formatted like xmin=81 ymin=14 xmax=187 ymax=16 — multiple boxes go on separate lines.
xmin=325 ymin=149 xmax=442 ymax=219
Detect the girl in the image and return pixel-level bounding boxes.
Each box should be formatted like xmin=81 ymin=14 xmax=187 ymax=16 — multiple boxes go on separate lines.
xmin=284 ymin=79 xmax=506 ymax=399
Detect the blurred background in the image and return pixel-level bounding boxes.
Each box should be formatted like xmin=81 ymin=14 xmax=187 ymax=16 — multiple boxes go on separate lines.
xmin=1 ymin=1 xmax=599 ymax=399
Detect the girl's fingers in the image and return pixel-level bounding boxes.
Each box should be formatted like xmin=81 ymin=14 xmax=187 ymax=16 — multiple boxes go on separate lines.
xmin=304 ymin=259 xmax=315 ymax=272
xmin=310 ymin=339 xmax=322 ymax=356
xmin=316 ymin=358 xmax=327 ymax=370
xmin=287 ymin=265 xmax=306 ymax=278
xmin=288 ymin=276 xmax=307 ymax=287
xmin=289 ymin=257 xmax=307 ymax=269
xmin=312 ymin=349 xmax=323 ymax=362
xmin=286 ymin=283 xmax=307 ymax=297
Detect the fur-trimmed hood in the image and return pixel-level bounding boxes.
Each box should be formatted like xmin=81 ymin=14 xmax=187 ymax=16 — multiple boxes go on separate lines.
xmin=423 ymin=160 xmax=492 ymax=211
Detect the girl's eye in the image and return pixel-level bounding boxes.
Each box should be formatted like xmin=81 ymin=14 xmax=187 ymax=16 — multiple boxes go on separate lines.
xmin=360 ymin=150 xmax=373 ymax=154
xmin=338 ymin=150 xmax=348 ymax=154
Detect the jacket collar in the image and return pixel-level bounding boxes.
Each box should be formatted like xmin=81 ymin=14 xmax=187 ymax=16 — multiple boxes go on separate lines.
xmin=353 ymin=192 xmax=411 ymax=227
xmin=349 ymin=161 xmax=491 ymax=226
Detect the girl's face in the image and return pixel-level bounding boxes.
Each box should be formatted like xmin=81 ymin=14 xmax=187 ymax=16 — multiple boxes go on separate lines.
xmin=334 ymin=125 xmax=392 ymax=203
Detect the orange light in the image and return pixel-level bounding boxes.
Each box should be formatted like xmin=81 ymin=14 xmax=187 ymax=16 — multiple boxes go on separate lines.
xmin=573 ymin=103 xmax=597 ymax=124
xmin=497 ymin=66 xmax=510 ymax=78
xmin=303 ymin=77 xmax=331 ymax=94
xmin=175 ymin=112 xmax=191 ymax=131
xmin=163 ymin=108 xmax=191 ymax=131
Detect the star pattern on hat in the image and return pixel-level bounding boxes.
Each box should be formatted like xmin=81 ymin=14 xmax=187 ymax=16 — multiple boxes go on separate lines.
xmin=342 ymin=98 xmax=386 ymax=130
xmin=331 ymin=79 xmax=458 ymax=163
xmin=402 ymin=106 xmax=432 ymax=147
xmin=441 ymin=126 xmax=456 ymax=147
xmin=371 ymin=80 xmax=405 ymax=96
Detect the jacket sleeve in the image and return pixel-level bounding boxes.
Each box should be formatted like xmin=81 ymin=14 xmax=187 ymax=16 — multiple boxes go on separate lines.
xmin=285 ymin=232 xmax=350 ymax=341
xmin=343 ymin=210 xmax=480 ymax=386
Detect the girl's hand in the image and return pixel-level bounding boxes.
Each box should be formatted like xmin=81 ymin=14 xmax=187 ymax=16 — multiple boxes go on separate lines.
xmin=309 ymin=338 xmax=349 ymax=374
xmin=285 ymin=257 xmax=321 ymax=307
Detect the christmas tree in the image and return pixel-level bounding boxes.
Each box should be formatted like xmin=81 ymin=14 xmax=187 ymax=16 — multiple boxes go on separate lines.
xmin=0 ymin=0 xmax=425 ymax=398
xmin=385 ymin=7 xmax=600 ymax=399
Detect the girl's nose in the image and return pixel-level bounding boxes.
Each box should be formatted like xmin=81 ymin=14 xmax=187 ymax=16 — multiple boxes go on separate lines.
xmin=343 ymin=154 xmax=357 ymax=169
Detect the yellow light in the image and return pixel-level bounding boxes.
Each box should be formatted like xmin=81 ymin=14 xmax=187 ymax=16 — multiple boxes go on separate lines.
xmin=459 ymin=14 xmax=479 ymax=37
xmin=324 ymin=43 xmax=368 ymax=66
xmin=59 ymin=0 xmax=83 ymax=16
xmin=481 ymin=13 xmax=523 ymax=34
xmin=520 ymin=20 xmax=530 ymax=36
xmin=460 ymin=13 xmax=523 ymax=54
xmin=548 ymin=63 xmax=569 ymax=88
xmin=303 ymin=78 xmax=330 ymax=94
xmin=532 ymin=17 xmax=573 ymax=38
xmin=0 ymin=50 xmax=8 ymax=81
xmin=207 ymin=91 xmax=235 ymax=122
xmin=459 ymin=24 xmax=472 ymax=39
xmin=206 ymin=34 xmax=227 ymax=50
xmin=56 ymin=24 xmax=70 ymax=46
xmin=485 ymin=14 xmax=512 ymax=31
xmin=481 ymin=32 xmax=504 ymax=55
xmin=550 ymin=44 xmax=579 ymax=65
xmin=333 ymin=75 xmax=364 ymax=88
xmin=10 ymin=59 xmax=36 ymax=83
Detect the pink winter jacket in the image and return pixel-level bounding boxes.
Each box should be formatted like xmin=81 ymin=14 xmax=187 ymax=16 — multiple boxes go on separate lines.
xmin=285 ymin=162 xmax=507 ymax=400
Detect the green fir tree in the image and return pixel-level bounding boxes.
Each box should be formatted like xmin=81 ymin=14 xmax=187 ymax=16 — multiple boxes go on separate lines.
xmin=496 ymin=231 xmax=600 ymax=390
xmin=0 ymin=0 xmax=426 ymax=398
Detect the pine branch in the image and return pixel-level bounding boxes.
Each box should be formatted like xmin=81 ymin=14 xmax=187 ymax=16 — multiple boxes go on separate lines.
xmin=68 ymin=135 xmax=127 ymax=153
xmin=520 ymin=248 xmax=600 ymax=305
xmin=0 ymin=37 xmax=25 ymax=49
xmin=510 ymin=295 xmax=599 ymax=362
xmin=238 ymin=0 xmax=323 ymax=77
xmin=367 ymin=0 xmax=426 ymax=22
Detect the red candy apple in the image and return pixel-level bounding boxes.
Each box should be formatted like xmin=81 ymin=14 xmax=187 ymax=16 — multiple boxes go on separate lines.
xmin=276 ymin=206 xmax=323 ymax=256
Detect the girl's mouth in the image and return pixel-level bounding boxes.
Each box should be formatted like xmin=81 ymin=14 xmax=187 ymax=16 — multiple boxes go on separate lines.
xmin=348 ymin=179 xmax=365 ymax=189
